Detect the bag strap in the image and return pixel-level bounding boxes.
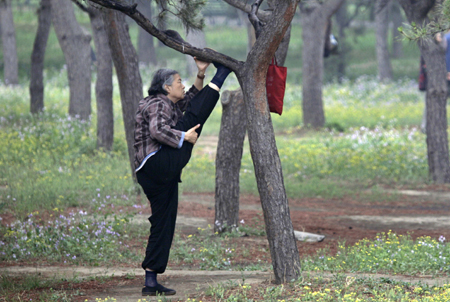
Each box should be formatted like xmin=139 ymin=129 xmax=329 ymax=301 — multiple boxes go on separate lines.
xmin=271 ymin=56 xmax=278 ymax=66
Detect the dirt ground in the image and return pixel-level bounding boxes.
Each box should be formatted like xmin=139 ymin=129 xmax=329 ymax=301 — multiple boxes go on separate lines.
xmin=3 ymin=187 xmax=450 ymax=301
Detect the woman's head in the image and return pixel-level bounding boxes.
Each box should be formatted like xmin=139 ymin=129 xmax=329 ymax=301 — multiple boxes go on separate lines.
xmin=148 ymin=68 xmax=179 ymax=97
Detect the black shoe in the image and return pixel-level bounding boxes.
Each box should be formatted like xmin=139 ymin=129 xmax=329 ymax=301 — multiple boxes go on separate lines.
xmin=142 ymin=284 xmax=176 ymax=296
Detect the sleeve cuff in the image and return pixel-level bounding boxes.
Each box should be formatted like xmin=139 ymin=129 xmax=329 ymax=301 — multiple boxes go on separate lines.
xmin=178 ymin=132 xmax=185 ymax=148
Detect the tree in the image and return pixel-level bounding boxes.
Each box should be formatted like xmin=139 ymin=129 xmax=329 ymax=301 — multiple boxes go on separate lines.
xmin=89 ymin=0 xmax=301 ymax=283
xmin=0 ymin=0 xmax=19 ymax=85
xmin=300 ymin=0 xmax=345 ymax=128
xmin=214 ymin=89 xmax=246 ymax=234
xmin=137 ymin=0 xmax=157 ymax=65
xmin=390 ymin=0 xmax=404 ymax=58
xmin=72 ymin=0 xmax=115 ymax=151
xmin=102 ymin=9 xmax=143 ymax=179
xmin=375 ymin=0 xmax=393 ymax=81
xmin=398 ymin=0 xmax=450 ymax=183
xmin=51 ymin=0 xmax=92 ymax=120
xmin=30 ymin=0 xmax=51 ymax=113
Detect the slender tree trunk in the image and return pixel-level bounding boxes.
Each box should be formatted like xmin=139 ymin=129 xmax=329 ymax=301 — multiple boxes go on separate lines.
xmin=137 ymin=0 xmax=156 ymax=66
xmin=300 ymin=0 xmax=344 ymax=128
xmin=88 ymin=6 xmax=114 ymax=151
xmin=51 ymin=0 xmax=92 ymax=120
xmin=375 ymin=0 xmax=393 ymax=81
xmin=102 ymin=9 xmax=143 ymax=179
xmin=30 ymin=0 xmax=51 ymax=113
xmin=186 ymin=30 xmax=206 ymax=77
xmin=214 ymin=89 xmax=246 ymax=233
xmin=391 ymin=1 xmax=403 ymax=58
xmin=0 ymin=0 xmax=19 ymax=85
xmin=300 ymin=6 xmax=326 ymax=128
xmin=398 ymin=0 xmax=450 ymax=183
xmin=335 ymin=0 xmax=347 ymax=82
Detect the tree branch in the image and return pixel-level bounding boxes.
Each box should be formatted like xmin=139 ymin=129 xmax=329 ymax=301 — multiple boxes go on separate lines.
xmin=88 ymin=0 xmax=243 ymax=72
xmin=248 ymin=0 xmax=265 ymax=38
xmin=71 ymin=0 xmax=91 ymax=14
xmin=223 ymin=0 xmax=271 ymax=22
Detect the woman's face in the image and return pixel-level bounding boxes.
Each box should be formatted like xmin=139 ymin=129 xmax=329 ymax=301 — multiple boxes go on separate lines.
xmin=165 ymin=74 xmax=185 ymax=103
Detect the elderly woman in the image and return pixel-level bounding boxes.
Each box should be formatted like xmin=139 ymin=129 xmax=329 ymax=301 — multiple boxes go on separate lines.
xmin=134 ymin=58 xmax=231 ymax=296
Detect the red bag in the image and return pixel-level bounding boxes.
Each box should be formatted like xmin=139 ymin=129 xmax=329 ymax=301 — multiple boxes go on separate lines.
xmin=266 ymin=57 xmax=287 ymax=115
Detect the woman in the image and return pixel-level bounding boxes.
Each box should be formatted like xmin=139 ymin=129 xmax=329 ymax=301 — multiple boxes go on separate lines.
xmin=134 ymin=58 xmax=231 ymax=296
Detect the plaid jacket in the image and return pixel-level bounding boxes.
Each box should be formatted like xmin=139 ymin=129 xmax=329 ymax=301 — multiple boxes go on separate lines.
xmin=134 ymin=85 xmax=199 ymax=171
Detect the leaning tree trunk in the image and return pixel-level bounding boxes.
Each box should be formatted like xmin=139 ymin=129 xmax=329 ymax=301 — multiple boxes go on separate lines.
xmin=51 ymin=0 xmax=92 ymax=120
xmin=300 ymin=0 xmax=344 ymax=128
xmin=390 ymin=1 xmax=403 ymax=58
xmin=88 ymin=6 xmax=114 ymax=151
xmin=102 ymin=9 xmax=143 ymax=180
xmin=215 ymin=89 xmax=246 ymax=233
xmin=398 ymin=0 xmax=450 ymax=183
xmin=137 ymin=0 xmax=156 ymax=66
xmin=186 ymin=30 xmax=206 ymax=77
xmin=30 ymin=0 xmax=51 ymax=113
xmin=236 ymin=1 xmax=302 ymax=284
xmin=0 ymin=0 xmax=19 ymax=85
xmin=375 ymin=0 xmax=393 ymax=81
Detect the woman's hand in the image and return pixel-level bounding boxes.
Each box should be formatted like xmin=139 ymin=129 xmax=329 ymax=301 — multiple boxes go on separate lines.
xmin=184 ymin=124 xmax=201 ymax=144
xmin=194 ymin=57 xmax=210 ymax=73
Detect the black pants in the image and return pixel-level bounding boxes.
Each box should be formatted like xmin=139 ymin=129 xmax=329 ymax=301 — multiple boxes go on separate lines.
xmin=136 ymin=86 xmax=219 ymax=273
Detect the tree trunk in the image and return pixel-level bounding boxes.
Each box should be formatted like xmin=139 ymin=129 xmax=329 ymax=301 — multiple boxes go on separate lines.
xmin=391 ymin=1 xmax=403 ymax=58
xmin=186 ymin=30 xmax=206 ymax=77
xmin=300 ymin=6 xmax=326 ymax=128
xmin=275 ymin=24 xmax=291 ymax=66
xmin=51 ymin=0 xmax=92 ymax=120
xmin=214 ymin=89 xmax=246 ymax=233
xmin=237 ymin=9 xmax=256 ymax=54
xmin=423 ymin=42 xmax=450 ymax=183
xmin=88 ymin=5 xmax=114 ymax=151
xmin=102 ymin=9 xmax=143 ymax=180
xmin=398 ymin=0 xmax=450 ymax=183
xmin=137 ymin=0 xmax=156 ymax=66
xmin=335 ymin=0 xmax=347 ymax=82
xmin=375 ymin=0 xmax=393 ymax=81
xmin=300 ymin=0 xmax=344 ymax=128
xmin=30 ymin=0 xmax=51 ymax=113
xmin=0 ymin=0 xmax=19 ymax=85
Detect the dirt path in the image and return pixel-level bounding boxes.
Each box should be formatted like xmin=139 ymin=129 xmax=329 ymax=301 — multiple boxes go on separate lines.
xmin=2 ymin=188 xmax=450 ymax=301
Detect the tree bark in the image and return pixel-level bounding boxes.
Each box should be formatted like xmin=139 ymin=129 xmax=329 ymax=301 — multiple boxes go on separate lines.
xmin=186 ymin=30 xmax=206 ymax=77
xmin=102 ymin=9 xmax=143 ymax=180
xmin=214 ymin=89 xmax=246 ymax=234
xmin=300 ymin=0 xmax=344 ymax=128
xmin=0 ymin=0 xmax=19 ymax=85
xmin=391 ymin=0 xmax=403 ymax=58
xmin=137 ymin=0 xmax=156 ymax=66
xmin=335 ymin=0 xmax=347 ymax=82
xmin=51 ymin=0 xmax=92 ymax=120
xmin=398 ymin=0 xmax=450 ymax=183
xmin=30 ymin=0 xmax=51 ymax=113
xmin=88 ymin=5 xmax=114 ymax=151
xmin=375 ymin=0 xmax=393 ymax=81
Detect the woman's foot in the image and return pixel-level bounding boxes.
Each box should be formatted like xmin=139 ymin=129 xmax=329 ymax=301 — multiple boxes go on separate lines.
xmin=142 ymin=284 xmax=177 ymax=296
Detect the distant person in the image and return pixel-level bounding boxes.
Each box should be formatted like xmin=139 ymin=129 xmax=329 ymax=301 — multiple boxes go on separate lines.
xmin=134 ymin=57 xmax=231 ymax=296
xmin=420 ymin=32 xmax=448 ymax=133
